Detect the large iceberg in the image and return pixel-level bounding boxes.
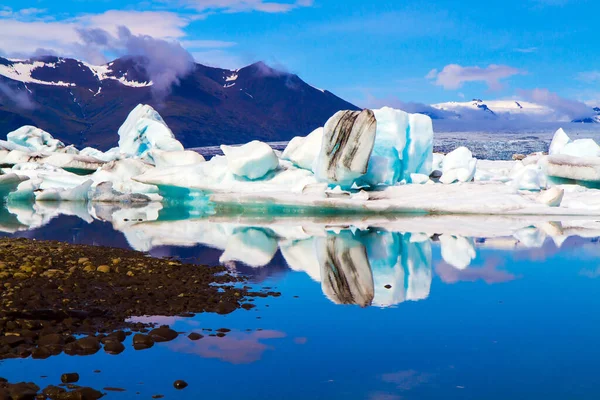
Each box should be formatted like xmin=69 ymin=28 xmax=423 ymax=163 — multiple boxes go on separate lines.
xmin=6 ymin=126 xmax=65 ymax=153
xmin=118 ymin=104 xmax=184 ymax=157
xmin=314 ymin=109 xmax=377 ymax=187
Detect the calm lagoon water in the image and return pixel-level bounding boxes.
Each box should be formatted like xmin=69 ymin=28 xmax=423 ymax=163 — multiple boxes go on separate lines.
xmin=0 ymin=206 xmax=599 ymax=399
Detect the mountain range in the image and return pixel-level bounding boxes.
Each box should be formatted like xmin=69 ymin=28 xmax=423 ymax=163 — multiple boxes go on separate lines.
xmin=428 ymin=99 xmax=600 ymax=123
xmin=1 ymin=56 xmax=599 ymax=151
xmin=0 ymin=56 xmax=358 ymax=150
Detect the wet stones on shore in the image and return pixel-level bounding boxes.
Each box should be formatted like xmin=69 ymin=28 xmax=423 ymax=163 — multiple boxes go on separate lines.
xmin=0 ymin=237 xmax=280 ymax=360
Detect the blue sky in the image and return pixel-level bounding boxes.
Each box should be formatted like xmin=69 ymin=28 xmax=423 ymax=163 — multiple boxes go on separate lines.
xmin=1 ymin=0 xmax=599 ymax=107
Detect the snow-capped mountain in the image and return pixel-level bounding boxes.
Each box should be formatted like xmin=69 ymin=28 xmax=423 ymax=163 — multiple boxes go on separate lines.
xmin=431 ymin=99 xmax=600 ymax=123
xmin=0 ymin=56 xmax=358 ymax=149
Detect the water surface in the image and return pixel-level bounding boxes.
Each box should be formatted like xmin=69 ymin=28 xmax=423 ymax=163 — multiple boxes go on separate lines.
xmin=0 ymin=208 xmax=599 ymax=399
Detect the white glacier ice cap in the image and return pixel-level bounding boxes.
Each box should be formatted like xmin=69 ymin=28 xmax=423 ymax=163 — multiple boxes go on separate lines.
xmin=118 ymin=104 xmax=184 ymax=157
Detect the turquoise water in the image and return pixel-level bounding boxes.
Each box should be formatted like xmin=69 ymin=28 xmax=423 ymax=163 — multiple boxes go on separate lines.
xmin=1 ymin=210 xmax=600 ymax=399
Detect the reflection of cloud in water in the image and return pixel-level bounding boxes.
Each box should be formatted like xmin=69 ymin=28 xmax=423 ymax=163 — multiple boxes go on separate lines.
xmin=368 ymin=392 xmax=402 ymax=400
xmin=381 ymin=369 xmax=433 ymax=391
xmin=436 ymin=258 xmax=517 ymax=284
xmin=169 ymin=330 xmax=286 ymax=365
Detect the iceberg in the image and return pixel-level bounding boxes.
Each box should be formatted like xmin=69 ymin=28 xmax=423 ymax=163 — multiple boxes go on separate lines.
xmin=509 ymin=163 xmax=547 ymax=191
xmin=281 ymin=127 xmax=323 ymax=172
xmin=6 ymin=126 xmax=65 ymax=153
xmin=315 ymin=109 xmax=377 ymax=187
xmin=439 ymin=147 xmax=477 ymax=184
xmin=221 ymin=141 xmax=279 ymax=180
xmin=147 ymin=149 xmax=205 ymax=168
xmin=118 ymin=104 xmax=184 ymax=157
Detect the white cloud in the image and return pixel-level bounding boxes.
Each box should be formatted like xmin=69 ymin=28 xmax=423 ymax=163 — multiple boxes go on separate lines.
xmin=514 ymin=47 xmax=538 ymax=53
xmin=518 ymin=88 xmax=594 ymax=120
xmin=577 ymin=71 xmax=600 ymax=83
xmin=178 ymin=0 xmax=313 ymax=13
xmin=427 ymin=64 xmax=523 ymax=90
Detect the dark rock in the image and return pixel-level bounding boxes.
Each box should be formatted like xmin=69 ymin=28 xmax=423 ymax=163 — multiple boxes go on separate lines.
xmin=31 ymin=346 xmax=53 ymax=359
xmin=6 ymin=382 xmax=40 ymax=400
xmin=61 ymin=373 xmax=79 ymax=384
xmin=42 ymin=385 xmax=66 ymax=398
xmin=56 ymin=387 xmax=103 ymax=399
xmin=384 ymin=285 xmax=392 ymax=289
xmin=132 ymin=334 xmax=154 ymax=350
xmin=173 ymin=380 xmax=188 ymax=390
xmin=38 ymin=334 xmax=63 ymax=346
xmin=103 ymin=341 xmax=125 ymax=355
xmin=148 ymin=327 xmax=178 ymax=343
xmin=187 ymin=333 xmax=203 ymax=341
xmin=216 ymin=328 xmax=231 ymax=333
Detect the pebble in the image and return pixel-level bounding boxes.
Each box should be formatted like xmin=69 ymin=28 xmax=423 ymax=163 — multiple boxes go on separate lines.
xmin=188 ymin=333 xmax=203 ymax=341
xmin=61 ymin=373 xmax=80 ymax=384
xmin=132 ymin=334 xmax=154 ymax=350
xmin=173 ymin=380 xmax=188 ymax=390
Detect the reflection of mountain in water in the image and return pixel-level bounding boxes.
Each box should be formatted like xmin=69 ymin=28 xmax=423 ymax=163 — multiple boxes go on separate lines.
xmin=1 ymin=202 xmax=600 ymax=307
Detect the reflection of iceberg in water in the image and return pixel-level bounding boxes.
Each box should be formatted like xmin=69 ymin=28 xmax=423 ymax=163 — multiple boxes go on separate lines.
xmin=317 ymin=232 xmax=374 ymax=307
xmin=362 ymin=231 xmax=432 ymax=307
xmin=4 ymin=202 xmax=600 ymax=307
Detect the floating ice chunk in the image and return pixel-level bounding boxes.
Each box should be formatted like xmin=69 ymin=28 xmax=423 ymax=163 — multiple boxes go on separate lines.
xmin=315 ymin=109 xmax=377 ymax=187
xmin=432 ymin=153 xmax=444 ymax=172
xmin=561 ymin=139 xmax=600 ymax=158
xmin=546 ymin=154 xmax=600 ymax=182
xmin=91 ymin=181 xmax=151 ymax=203
xmin=8 ymin=178 xmax=41 ymax=202
xmin=549 ymin=128 xmax=571 ymax=155
xmin=92 ymin=159 xmax=159 ymax=197
xmin=221 ymin=141 xmax=279 ymax=180
xmin=439 ymin=147 xmax=477 ymax=184
xmin=41 ymin=153 xmax=105 ymax=172
xmin=280 ymin=238 xmax=321 ymax=281
xmin=147 ymin=149 xmax=205 ymax=168
xmin=80 ymin=147 xmax=121 ymax=162
xmin=281 ymin=127 xmax=323 ymax=171
xmin=1 ymin=150 xmax=32 ymax=165
xmin=538 ymin=187 xmax=564 ymax=207
xmin=219 ymin=228 xmax=278 ymax=267
xmin=7 ymin=126 xmax=64 ymax=153
xmin=316 ymin=232 xmax=374 ymax=307
xmin=439 ymin=235 xmax=476 ymax=270
xmin=35 ymin=179 xmax=93 ymax=202
xmin=118 ymin=104 xmax=184 ymax=157
xmin=410 ymin=173 xmax=429 ymax=184
xmin=510 ymin=163 xmax=547 ymax=191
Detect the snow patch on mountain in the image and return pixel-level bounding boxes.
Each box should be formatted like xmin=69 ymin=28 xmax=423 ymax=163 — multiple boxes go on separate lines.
xmin=432 ymin=99 xmax=600 ymax=123
xmin=1 ymin=58 xmax=152 ymax=88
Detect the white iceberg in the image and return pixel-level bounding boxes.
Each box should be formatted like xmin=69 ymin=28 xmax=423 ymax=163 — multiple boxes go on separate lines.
xmin=6 ymin=126 xmax=64 ymax=153
xmin=221 ymin=141 xmax=279 ymax=180
xmin=439 ymin=147 xmax=477 ymax=184
xmin=281 ymin=127 xmax=323 ymax=172
xmin=361 ymin=108 xmax=433 ymax=186
xmin=147 ymin=149 xmax=205 ymax=168
xmin=118 ymin=104 xmax=184 ymax=157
